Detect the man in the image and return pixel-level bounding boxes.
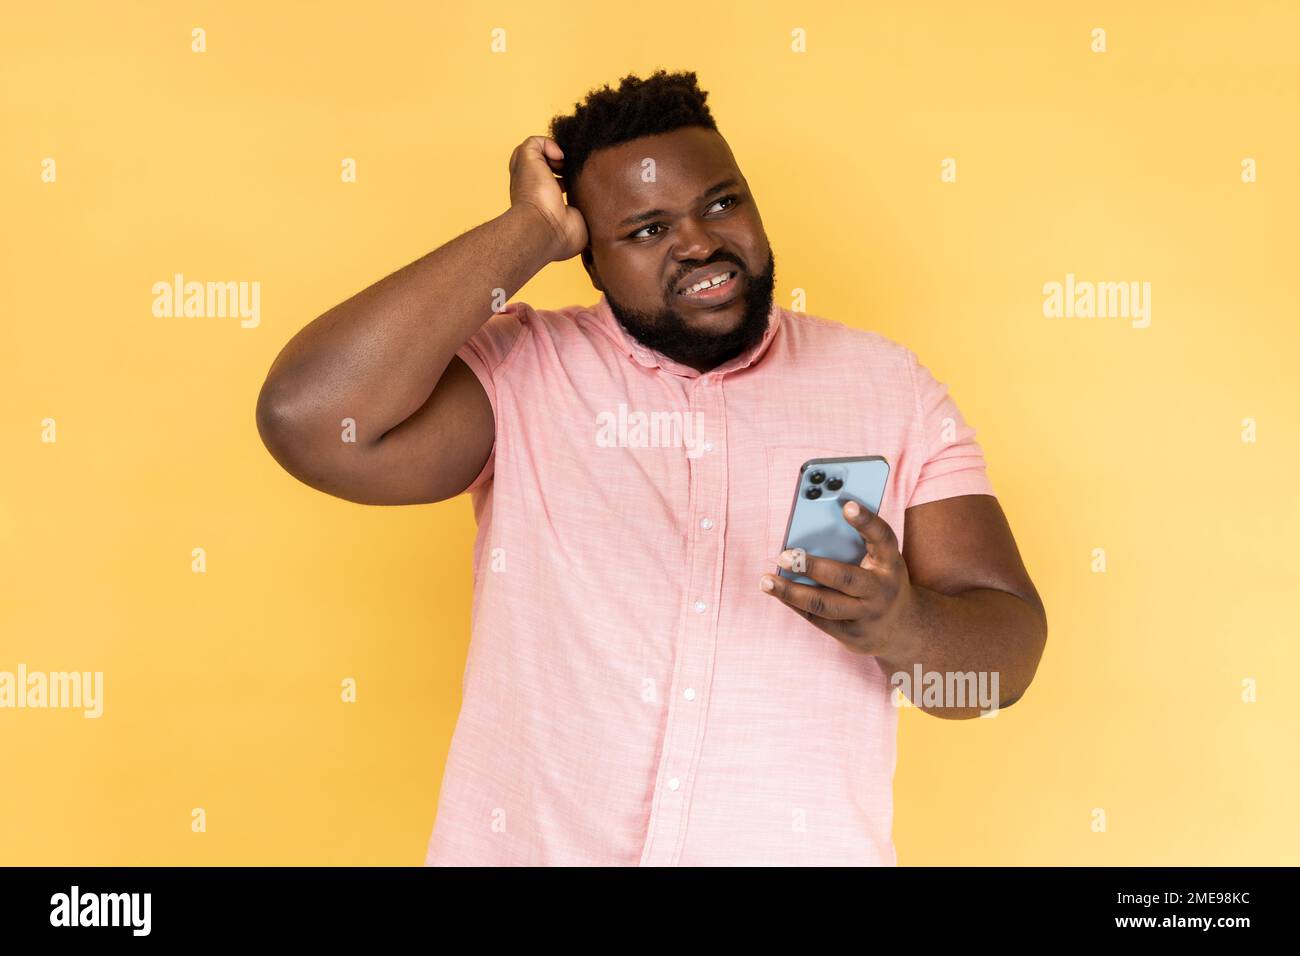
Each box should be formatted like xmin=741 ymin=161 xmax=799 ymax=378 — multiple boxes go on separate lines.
xmin=256 ymin=70 xmax=1047 ymax=866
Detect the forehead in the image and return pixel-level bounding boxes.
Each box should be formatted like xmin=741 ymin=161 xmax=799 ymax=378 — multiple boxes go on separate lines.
xmin=576 ymin=127 xmax=739 ymax=235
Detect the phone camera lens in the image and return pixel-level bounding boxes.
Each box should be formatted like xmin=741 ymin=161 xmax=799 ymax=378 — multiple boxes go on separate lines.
xmin=806 ymin=487 xmax=822 ymax=500
xmin=809 ymin=470 xmax=826 ymax=484
xmin=826 ymin=477 xmax=843 ymax=491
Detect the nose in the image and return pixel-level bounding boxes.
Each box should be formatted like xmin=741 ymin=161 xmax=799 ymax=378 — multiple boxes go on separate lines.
xmin=671 ymin=216 xmax=724 ymax=268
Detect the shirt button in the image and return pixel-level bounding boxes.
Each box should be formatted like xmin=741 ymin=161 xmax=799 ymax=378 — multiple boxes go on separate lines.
xmin=668 ymin=777 xmax=681 ymax=791
xmin=700 ymin=518 xmax=714 ymax=530
xmin=693 ymin=600 xmax=707 ymax=613
xmin=683 ymin=688 xmax=696 ymax=701
xmin=702 ymin=441 xmax=714 ymax=453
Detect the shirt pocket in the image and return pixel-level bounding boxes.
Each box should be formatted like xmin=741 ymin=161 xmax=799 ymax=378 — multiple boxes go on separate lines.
xmin=764 ymin=445 xmax=859 ymax=559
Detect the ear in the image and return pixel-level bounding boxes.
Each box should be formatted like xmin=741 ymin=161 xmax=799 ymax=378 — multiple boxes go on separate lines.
xmin=581 ymin=248 xmax=603 ymax=292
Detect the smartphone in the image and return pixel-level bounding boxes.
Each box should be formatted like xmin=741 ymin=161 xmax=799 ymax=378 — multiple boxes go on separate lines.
xmin=777 ymin=456 xmax=890 ymax=586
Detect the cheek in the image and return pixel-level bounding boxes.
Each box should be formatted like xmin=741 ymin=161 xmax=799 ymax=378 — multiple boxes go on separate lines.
xmin=624 ymin=261 xmax=672 ymax=302
xmin=730 ymin=224 xmax=766 ymax=267
xmin=598 ymin=254 xmax=654 ymax=298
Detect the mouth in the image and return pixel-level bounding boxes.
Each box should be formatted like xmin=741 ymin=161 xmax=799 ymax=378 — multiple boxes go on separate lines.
xmin=675 ymin=269 xmax=741 ymax=307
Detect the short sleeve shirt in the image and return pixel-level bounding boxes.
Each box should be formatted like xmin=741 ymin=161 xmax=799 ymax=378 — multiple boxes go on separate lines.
xmin=426 ymin=294 xmax=995 ymax=865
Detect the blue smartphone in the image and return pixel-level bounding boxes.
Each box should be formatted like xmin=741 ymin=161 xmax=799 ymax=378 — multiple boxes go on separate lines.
xmin=777 ymin=456 xmax=890 ymax=586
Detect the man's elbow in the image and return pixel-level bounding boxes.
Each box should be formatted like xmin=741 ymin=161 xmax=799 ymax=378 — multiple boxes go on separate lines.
xmin=255 ymin=383 xmax=289 ymax=448
xmin=255 ymin=379 xmax=313 ymax=464
xmin=999 ymin=598 xmax=1048 ymax=713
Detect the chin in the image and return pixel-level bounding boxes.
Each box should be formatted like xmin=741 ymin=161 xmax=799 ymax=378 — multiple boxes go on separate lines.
xmin=704 ymin=314 xmax=745 ymax=336
xmin=677 ymin=301 xmax=743 ymax=330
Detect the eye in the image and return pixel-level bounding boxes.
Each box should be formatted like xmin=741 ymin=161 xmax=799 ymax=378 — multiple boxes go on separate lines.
xmin=626 ymin=195 xmax=740 ymax=240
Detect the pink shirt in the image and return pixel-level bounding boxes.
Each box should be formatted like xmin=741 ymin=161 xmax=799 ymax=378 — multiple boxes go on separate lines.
xmin=424 ymin=294 xmax=995 ymax=865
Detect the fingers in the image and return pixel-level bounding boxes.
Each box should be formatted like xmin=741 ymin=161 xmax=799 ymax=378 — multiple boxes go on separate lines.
xmin=537 ymin=139 xmax=567 ymax=192
xmin=760 ymin=573 xmax=862 ymax=621
xmin=840 ymin=500 xmax=899 ymax=561
xmin=759 ymin=505 xmax=907 ymax=648
xmin=513 ymin=136 xmax=565 ymax=175
xmin=531 ymin=135 xmax=565 ymax=171
xmin=760 ymin=503 xmax=903 ymax=625
xmin=777 ymin=548 xmax=872 ymax=597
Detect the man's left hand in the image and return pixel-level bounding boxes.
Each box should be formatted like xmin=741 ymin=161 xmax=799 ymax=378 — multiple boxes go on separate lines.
xmin=760 ymin=500 xmax=920 ymax=661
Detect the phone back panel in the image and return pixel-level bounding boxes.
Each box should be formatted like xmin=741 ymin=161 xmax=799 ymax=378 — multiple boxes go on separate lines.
xmin=778 ymin=456 xmax=890 ymax=586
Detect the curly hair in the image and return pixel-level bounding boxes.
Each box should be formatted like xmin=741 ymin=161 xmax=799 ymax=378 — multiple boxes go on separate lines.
xmin=548 ymin=70 xmax=719 ymax=203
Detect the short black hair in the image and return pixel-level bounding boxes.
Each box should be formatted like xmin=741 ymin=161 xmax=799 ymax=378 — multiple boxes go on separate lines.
xmin=549 ymin=69 xmax=719 ymax=202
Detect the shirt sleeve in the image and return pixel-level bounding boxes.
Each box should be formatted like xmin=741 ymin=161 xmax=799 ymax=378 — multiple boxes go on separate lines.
xmin=905 ymin=349 xmax=996 ymax=508
xmin=454 ymin=304 xmax=528 ymax=494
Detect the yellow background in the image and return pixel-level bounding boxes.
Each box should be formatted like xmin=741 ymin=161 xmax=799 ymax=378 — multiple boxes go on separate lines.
xmin=2 ymin=1 xmax=1296 ymax=865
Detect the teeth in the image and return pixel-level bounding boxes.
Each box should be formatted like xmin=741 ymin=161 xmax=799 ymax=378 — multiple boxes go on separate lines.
xmin=679 ymin=271 xmax=733 ymax=295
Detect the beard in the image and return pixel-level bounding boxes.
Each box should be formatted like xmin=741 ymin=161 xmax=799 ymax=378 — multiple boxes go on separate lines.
xmin=605 ymin=248 xmax=776 ymax=372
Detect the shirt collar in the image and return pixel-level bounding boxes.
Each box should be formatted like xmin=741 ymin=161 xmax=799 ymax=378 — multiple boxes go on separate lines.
xmin=590 ymin=293 xmax=783 ymax=380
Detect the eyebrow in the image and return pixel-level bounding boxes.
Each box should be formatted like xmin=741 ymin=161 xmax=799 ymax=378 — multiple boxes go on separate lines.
xmin=617 ymin=178 xmax=741 ymax=230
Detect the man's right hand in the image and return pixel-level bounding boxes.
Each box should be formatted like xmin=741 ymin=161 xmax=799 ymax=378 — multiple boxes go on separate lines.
xmin=508 ymin=135 xmax=589 ymax=263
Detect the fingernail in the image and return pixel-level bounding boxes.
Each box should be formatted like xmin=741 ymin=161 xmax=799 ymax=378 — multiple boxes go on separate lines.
xmin=844 ymin=501 xmax=861 ymax=518
xmin=760 ymin=576 xmax=775 ymax=592
xmin=779 ymin=548 xmax=807 ymax=573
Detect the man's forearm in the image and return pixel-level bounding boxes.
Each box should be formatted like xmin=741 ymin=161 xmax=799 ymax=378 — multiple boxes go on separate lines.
xmin=876 ymin=586 xmax=1048 ymax=719
xmin=259 ymin=203 xmax=556 ymax=441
